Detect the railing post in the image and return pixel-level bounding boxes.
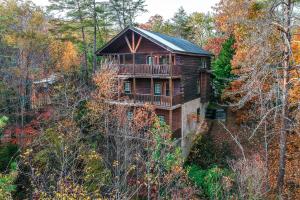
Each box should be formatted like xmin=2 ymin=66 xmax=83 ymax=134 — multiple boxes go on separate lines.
xmin=150 ymin=52 xmax=153 ymax=75
xmin=169 ymin=53 xmax=173 ymax=76
xmin=133 ymin=53 xmax=135 ymax=75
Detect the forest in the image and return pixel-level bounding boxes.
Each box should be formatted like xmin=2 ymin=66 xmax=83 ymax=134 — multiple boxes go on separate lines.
xmin=0 ymin=0 xmax=299 ymax=199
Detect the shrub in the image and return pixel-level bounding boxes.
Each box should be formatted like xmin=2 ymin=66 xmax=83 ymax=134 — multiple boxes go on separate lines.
xmin=186 ymin=134 xmax=234 ymax=169
xmin=0 ymin=144 xmax=19 ymax=172
xmin=188 ymin=165 xmax=234 ymax=199
xmin=0 ymin=162 xmax=18 ymax=200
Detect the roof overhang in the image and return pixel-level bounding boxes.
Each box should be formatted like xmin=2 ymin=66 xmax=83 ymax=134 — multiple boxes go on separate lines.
xmin=96 ymin=26 xmax=212 ymax=57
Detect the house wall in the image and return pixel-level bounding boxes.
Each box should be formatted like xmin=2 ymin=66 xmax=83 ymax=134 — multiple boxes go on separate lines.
xmin=124 ymin=78 xmax=182 ymax=96
xmin=181 ymin=98 xmax=208 ymax=158
xmin=155 ymin=108 xmax=181 ymax=133
xmin=176 ymin=55 xmax=211 ymax=103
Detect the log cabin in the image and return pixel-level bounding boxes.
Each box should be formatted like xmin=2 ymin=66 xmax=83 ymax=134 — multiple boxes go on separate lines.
xmin=96 ymin=26 xmax=212 ymax=156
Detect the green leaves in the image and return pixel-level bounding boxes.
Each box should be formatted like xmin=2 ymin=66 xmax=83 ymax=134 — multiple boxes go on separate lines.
xmin=212 ymin=36 xmax=236 ymax=97
xmin=0 ymin=116 xmax=8 ymax=130
xmin=188 ymin=165 xmax=233 ymax=199
xmin=108 ymin=0 xmax=147 ymax=28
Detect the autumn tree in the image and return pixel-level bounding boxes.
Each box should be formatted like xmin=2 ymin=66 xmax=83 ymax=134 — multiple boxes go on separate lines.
xmin=48 ymin=0 xmax=93 ymax=77
xmin=215 ymin=0 xmax=300 ymax=195
xmin=139 ymin=15 xmax=174 ymax=35
xmin=186 ymin=12 xmax=215 ymax=46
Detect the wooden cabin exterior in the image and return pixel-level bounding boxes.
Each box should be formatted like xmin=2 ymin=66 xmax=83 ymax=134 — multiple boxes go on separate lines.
xmin=97 ymin=27 xmax=212 ymax=156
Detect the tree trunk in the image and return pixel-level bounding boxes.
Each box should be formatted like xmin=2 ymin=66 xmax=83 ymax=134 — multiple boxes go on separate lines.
xmin=93 ymin=0 xmax=97 ymax=72
xmin=77 ymin=0 xmax=88 ymax=78
xmin=277 ymin=0 xmax=292 ymax=193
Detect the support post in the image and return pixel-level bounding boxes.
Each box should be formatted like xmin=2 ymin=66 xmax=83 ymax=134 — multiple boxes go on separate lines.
xmin=118 ymin=78 xmax=121 ymax=101
xmin=169 ymin=53 xmax=173 ymax=76
xmin=151 ymin=78 xmax=154 ymax=104
xmin=169 ymin=110 xmax=173 ymax=132
xmin=169 ymin=78 xmax=173 ymax=106
xmin=133 ymin=78 xmax=136 ymax=103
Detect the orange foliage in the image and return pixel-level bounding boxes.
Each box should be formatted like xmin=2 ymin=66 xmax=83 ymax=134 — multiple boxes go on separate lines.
xmin=290 ymin=29 xmax=300 ymax=104
xmin=49 ymin=40 xmax=80 ymax=72
xmin=203 ymin=37 xmax=226 ymax=56
xmin=268 ymin=134 xmax=300 ymax=199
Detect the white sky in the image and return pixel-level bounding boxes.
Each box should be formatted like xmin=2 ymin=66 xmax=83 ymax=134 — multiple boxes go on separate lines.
xmin=32 ymin=0 xmax=220 ymax=23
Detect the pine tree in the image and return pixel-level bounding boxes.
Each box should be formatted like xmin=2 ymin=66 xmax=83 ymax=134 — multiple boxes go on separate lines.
xmin=108 ymin=0 xmax=147 ymax=29
xmin=172 ymin=7 xmax=191 ymax=39
xmin=212 ymin=36 xmax=235 ymax=98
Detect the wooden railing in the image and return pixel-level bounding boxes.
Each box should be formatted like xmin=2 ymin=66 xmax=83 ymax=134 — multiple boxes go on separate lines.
xmin=118 ymin=93 xmax=183 ymax=107
xmin=110 ymin=64 xmax=181 ymax=76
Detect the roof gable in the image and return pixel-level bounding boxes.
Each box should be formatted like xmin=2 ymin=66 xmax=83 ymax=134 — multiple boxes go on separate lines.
xmin=96 ymin=26 xmax=212 ymax=56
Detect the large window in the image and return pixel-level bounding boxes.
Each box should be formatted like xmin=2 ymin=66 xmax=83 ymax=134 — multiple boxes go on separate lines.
xmin=154 ymin=83 xmax=161 ymax=95
xmin=124 ymin=81 xmax=131 ymax=94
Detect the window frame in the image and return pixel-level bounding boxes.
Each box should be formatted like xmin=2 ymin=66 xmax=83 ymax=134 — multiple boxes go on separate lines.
xmin=124 ymin=81 xmax=131 ymax=94
xmin=154 ymin=83 xmax=162 ymax=95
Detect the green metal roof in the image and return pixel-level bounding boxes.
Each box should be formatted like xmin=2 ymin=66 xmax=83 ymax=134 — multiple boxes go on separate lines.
xmin=134 ymin=27 xmax=212 ymax=56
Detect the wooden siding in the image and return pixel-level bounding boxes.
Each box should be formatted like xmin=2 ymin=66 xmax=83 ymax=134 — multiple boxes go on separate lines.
xmin=118 ymin=31 xmax=167 ymax=53
xmin=177 ymin=55 xmax=211 ymax=103
xmin=156 ymin=108 xmax=181 ymax=133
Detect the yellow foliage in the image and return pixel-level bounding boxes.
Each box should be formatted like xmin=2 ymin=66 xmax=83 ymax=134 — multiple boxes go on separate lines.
xmin=49 ymin=40 xmax=80 ymax=72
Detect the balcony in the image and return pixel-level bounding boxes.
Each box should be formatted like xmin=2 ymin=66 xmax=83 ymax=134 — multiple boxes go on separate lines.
xmin=108 ymin=64 xmax=181 ymax=77
xmin=112 ymin=93 xmax=183 ymax=109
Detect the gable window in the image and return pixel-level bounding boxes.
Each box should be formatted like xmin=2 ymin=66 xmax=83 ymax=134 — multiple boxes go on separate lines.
xmin=124 ymin=81 xmax=131 ymax=94
xmin=146 ymin=56 xmax=153 ymax=65
xmin=154 ymin=83 xmax=162 ymax=95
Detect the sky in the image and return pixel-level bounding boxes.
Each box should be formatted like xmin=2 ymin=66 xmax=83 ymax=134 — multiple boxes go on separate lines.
xmin=32 ymin=0 xmax=220 ymax=23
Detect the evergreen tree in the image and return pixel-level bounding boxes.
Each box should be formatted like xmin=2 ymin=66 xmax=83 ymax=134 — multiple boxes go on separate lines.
xmin=108 ymin=0 xmax=147 ymax=29
xmin=172 ymin=7 xmax=191 ymax=39
xmin=212 ymin=36 xmax=235 ymax=98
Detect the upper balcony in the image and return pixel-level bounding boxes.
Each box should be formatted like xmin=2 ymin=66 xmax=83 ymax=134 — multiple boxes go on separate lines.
xmin=102 ymin=53 xmax=181 ymax=78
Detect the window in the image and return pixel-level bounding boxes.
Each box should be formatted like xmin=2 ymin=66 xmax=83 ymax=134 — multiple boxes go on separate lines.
xmin=127 ymin=111 xmax=133 ymax=120
xmin=159 ymin=56 xmax=168 ymax=64
xmin=124 ymin=81 xmax=131 ymax=94
xmin=146 ymin=56 xmax=153 ymax=65
xmin=200 ymin=58 xmax=207 ymax=69
xmin=158 ymin=115 xmax=165 ymax=123
xmin=197 ymin=108 xmax=201 ymax=122
xmin=166 ymin=82 xmax=170 ymax=96
xmin=154 ymin=83 xmax=161 ymax=95
xmin=197 ymin=78 xmax=201 ymax=95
